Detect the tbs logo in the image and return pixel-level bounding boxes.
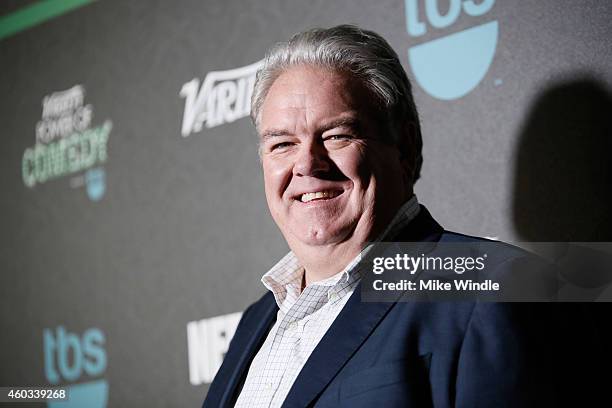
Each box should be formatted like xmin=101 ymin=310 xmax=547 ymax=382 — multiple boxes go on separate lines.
xmin=44 ymin=326 xmax=108 ymax=408
xmin=405 ymin=0 xmax=498 ymax=100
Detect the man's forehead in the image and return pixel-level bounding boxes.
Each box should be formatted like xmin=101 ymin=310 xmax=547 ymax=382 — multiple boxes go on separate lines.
xmin=263 ymin=66 xmax=355 ymax=105
xmin=258 ymin=65 xmax=381 ymax=138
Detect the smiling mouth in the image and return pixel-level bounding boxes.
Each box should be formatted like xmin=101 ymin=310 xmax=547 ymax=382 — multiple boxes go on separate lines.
xmin=298 ymin=190 xmax=343 ymax=203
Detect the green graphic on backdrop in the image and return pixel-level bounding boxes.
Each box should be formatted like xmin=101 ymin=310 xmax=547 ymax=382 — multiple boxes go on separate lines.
xmin=22 ymin=84 xmax=112 ymax=201
xmin=22 ymin=122 xmax=111 ymax=188
xmin=0 ymin=0 xmax=94 ymax=41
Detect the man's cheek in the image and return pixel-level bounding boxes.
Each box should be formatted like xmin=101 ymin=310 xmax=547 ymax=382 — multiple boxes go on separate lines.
xmin=263 ymin=179 xmax=281 ymax=214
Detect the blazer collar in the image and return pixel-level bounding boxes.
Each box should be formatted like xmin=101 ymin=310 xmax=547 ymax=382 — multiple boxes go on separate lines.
xmin=393 ymin=204 xmax=444 ymax=243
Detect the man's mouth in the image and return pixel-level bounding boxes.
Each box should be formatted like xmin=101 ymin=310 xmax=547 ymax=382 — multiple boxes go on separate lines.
xmin=299 ymin=190 xmax=342 ymax=203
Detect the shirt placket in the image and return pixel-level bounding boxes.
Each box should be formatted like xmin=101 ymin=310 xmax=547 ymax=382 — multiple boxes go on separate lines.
xmin=265 ymin=284 xmax=329 ymax=406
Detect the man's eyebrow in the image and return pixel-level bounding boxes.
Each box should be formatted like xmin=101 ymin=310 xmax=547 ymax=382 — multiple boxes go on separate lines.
xmin=260 ymin=129 xmax=293 ymax=141
xmin=260 ymin=117 xmax=361 ymax=141
xmin=318 ymin=117 xmax=361 ymax=133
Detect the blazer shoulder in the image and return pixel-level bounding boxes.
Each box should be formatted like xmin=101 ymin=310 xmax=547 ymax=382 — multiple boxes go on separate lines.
xmin=439 ymin=230 xmax=506 ymax=244
xmin=439 ymin=230 xmax=537 ymax=260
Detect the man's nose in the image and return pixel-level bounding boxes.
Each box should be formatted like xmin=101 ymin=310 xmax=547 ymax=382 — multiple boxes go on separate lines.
xmin=293 ymin=140 xmax=330 ymax=177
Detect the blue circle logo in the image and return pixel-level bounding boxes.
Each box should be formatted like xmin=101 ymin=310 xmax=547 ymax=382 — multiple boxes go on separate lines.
xmin=405 ymin=0 xmax=498 ymax=100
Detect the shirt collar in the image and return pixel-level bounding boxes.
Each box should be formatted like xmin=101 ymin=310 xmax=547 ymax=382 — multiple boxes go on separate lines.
xmin=262 ymin=196 xmax=420 ymax=308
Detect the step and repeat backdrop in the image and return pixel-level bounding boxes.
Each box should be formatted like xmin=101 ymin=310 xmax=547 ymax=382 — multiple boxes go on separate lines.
xmin=1 ymin=0 xmax=611 ymax=406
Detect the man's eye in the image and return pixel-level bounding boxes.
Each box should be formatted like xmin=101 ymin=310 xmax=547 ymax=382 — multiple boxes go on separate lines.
xmin=271 ymin=142 xmax=293 ymax=151
xmin=326 ymin=135 xmax=352 ymax=140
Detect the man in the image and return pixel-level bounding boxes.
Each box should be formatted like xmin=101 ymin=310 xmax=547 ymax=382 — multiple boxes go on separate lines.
xmin=203 ymin=25 xmax=598 ymax=407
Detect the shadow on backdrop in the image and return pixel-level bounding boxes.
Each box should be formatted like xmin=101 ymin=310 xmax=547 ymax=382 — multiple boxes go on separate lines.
xmin=513 ymin=77 xmax=612 ymax=242
xmin=512 ymin=77 xmax=612 ymax=400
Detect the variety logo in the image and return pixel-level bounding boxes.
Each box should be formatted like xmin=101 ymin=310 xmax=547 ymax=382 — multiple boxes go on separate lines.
xmin=179 ymin=60 xmax=263 ymax=136
xmin=21 ymin=85 xmax=112 ymax=201
xmin=405 ymin=0 xmax=498 ymax=100
xmin=43 ymin=326 xmax=108 ymax=408
xmin=187 ymin=312 xmax=242 ymax=385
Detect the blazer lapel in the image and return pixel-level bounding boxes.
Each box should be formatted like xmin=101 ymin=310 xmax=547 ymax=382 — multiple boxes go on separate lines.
xmin=218 ymin=294 xmax=278 ymax=407
xmin=281 ymin=285 xmax=397 ymax=408
xmin=281 ymin=205 xmax=444 ymax=407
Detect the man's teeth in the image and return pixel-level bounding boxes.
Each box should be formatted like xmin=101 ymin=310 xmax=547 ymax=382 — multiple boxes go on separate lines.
xmin=300 ymin=191 xmax=340 ymax=203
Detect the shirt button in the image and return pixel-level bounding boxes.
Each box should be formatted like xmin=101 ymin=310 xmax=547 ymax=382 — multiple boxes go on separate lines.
xmin=288 ymin=321 xmax=297 ymax=330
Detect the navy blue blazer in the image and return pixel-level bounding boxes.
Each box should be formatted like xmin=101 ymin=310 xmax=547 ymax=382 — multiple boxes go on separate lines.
xmin=203 ymin=206 xmax=599 ymax=407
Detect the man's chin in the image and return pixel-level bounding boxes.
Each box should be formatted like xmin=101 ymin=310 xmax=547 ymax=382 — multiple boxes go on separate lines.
xmin=287 ymin=225 xmax=350 ymax=248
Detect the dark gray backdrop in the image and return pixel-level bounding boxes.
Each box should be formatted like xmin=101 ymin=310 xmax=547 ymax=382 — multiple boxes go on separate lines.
xmin=1 ymin=0 xmax=611 ymax=406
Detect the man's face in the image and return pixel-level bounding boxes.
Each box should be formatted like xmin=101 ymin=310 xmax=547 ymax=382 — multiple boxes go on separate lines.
xmin=259 ymin=66 xmax=410 ymax=250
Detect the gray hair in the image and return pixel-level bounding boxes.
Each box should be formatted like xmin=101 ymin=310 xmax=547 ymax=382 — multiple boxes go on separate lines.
xmin=250 ymin=24 xmax=423 ymax=183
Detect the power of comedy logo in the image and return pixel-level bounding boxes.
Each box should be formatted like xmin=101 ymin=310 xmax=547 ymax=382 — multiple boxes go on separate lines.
xmin=21 ymin=85 xmax=112 ymax=201
xmin=405 ymin=0 xmax=498 ymax=100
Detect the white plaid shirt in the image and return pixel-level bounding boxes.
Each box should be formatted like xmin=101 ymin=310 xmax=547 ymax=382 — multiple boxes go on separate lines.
xmin=234 ymin=196 xmax=420 ymax=408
